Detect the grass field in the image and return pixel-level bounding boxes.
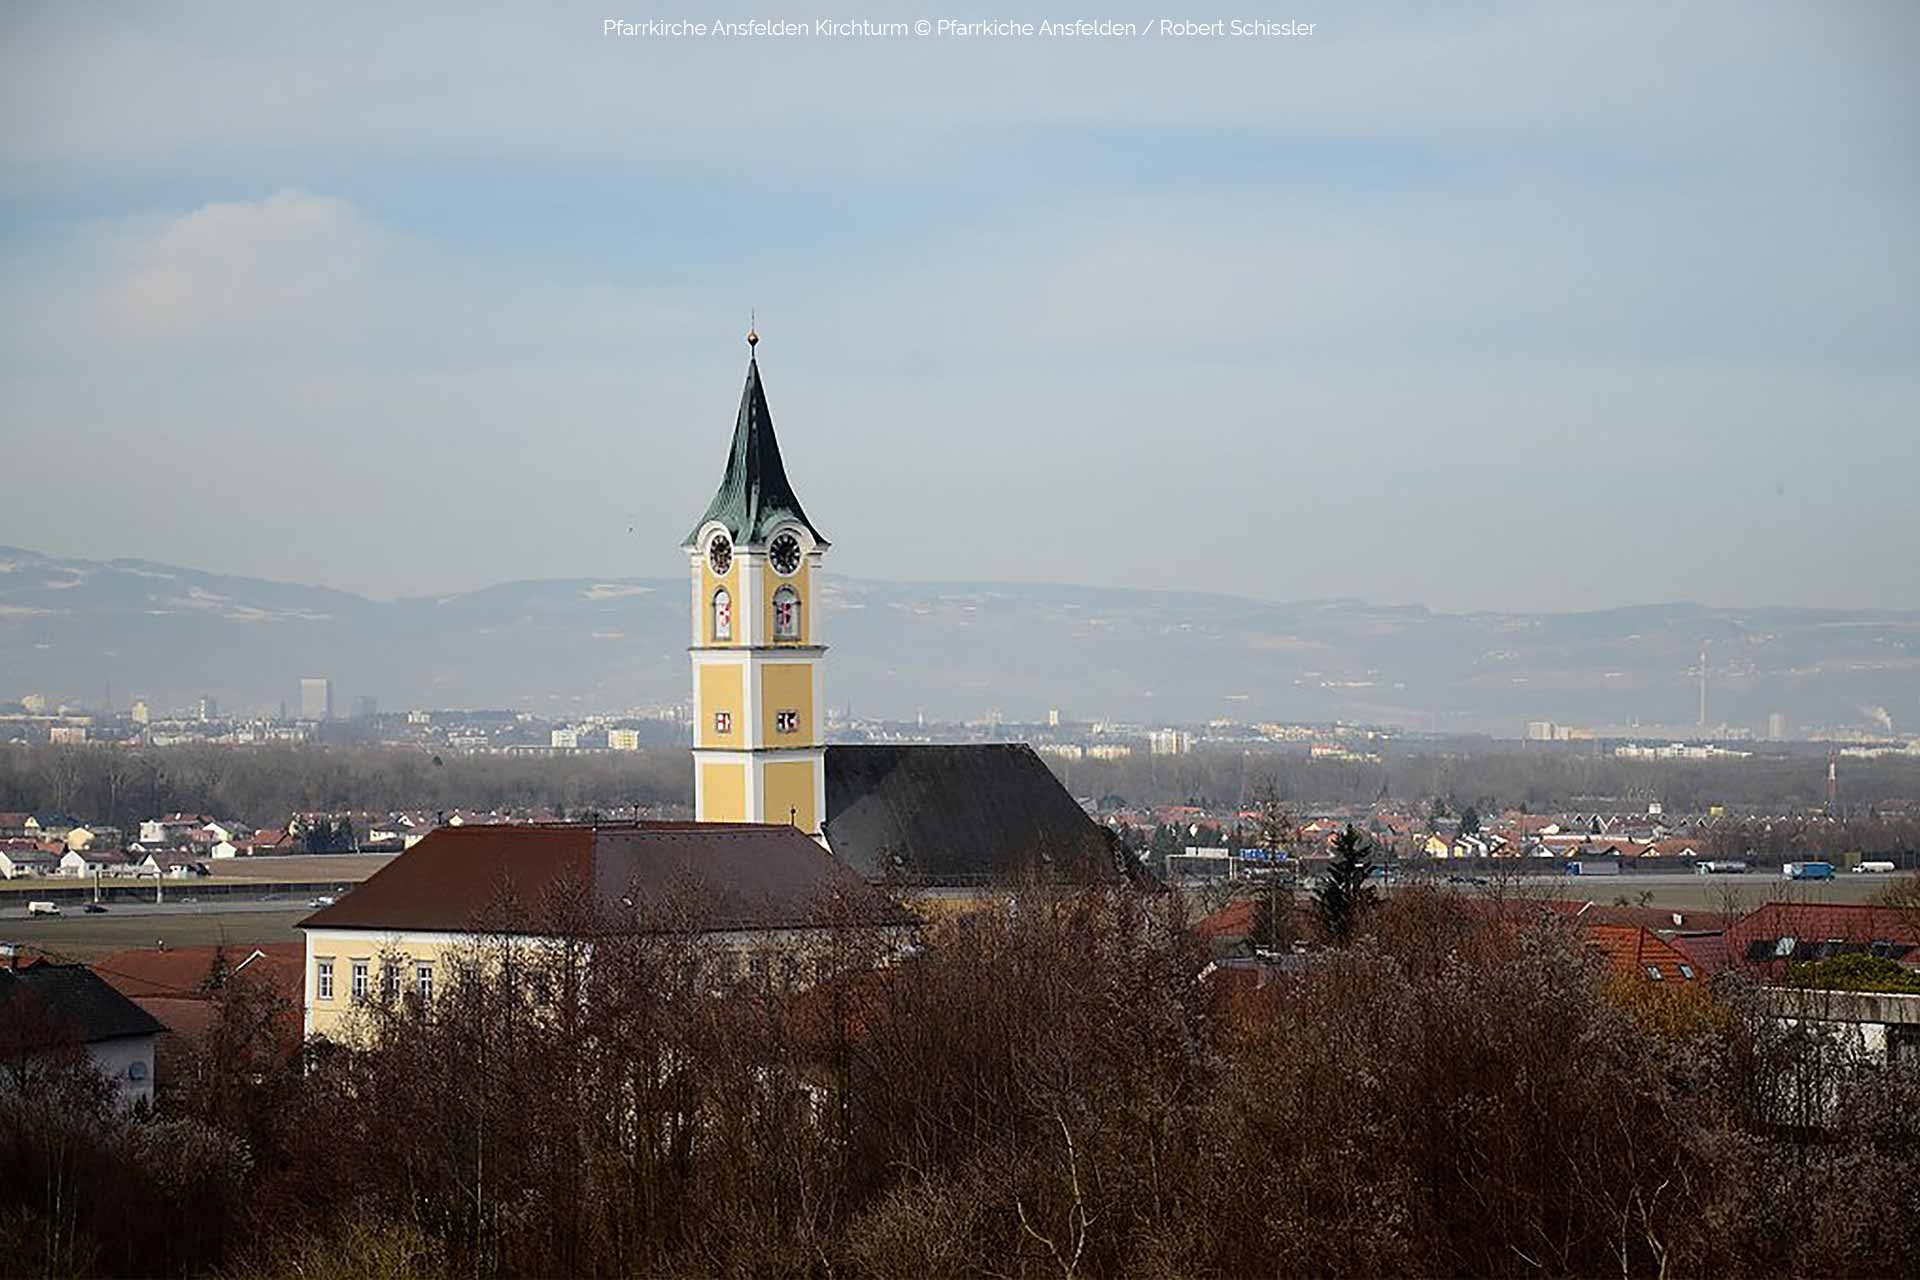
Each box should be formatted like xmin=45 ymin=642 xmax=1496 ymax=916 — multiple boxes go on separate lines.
xmin=2 ymin=909 xmax=310 ymax=963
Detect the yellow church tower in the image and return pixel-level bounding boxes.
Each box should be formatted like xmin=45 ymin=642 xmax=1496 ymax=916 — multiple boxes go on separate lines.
xmin=686 ymin=328 xmax=828 ymax=835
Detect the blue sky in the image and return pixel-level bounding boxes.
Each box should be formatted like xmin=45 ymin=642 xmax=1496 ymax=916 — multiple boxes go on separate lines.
xmin=2 ymin=1 xmax=1915 ymax=610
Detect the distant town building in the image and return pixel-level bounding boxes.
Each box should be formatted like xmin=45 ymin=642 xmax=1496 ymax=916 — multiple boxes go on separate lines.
xmin=1527 ymin=721 xmax=1596 ymax=741
xmin=1047 ymin=708 xmax=1061 ymax=728
xmin=48 ymin=725 xmax=88 ymax=745
xmin=1614 ymin=742 xmax=1751 ymax=761
xmin=1768 ymin=712 xmax=1788 ymax=741
xmin=299 ymin=678 xmax=332 ymax=721
xmin=353 ymin=695 xmax=378 ymax=720
xmin=607 ymin=729 xmax=642 ymax=751
xmin=1148 ymin=729 xmax=1192 ymax=756
xmin=550 ymin=727 xmax=580 ymax=750
xmin=129 ymin=700 xmax=150 ymax=726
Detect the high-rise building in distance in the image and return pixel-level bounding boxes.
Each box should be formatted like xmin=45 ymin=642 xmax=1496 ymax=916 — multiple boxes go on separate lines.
xmin=300 ymin=677 xmax=332 ymax=721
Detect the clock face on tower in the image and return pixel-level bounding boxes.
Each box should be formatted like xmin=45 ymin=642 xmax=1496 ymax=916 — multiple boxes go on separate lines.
xmin=769 ymin=533 xmax=803 ymax=576
xmin=707 ymin=534 xmax=733 ymax=576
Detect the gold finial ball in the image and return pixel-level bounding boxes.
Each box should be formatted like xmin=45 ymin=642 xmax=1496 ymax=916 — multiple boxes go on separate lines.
xmin=746 ymin=326 xmax=759 ymax=349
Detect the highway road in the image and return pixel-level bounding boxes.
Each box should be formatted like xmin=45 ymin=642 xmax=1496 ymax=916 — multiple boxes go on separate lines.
xmin=1 ymin=896 xmax=327 ymax=923
xmin=1435 ymin=869 xmax=1902 ymax=912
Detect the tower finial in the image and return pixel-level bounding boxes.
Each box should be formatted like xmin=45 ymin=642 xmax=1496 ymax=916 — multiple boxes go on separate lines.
xmin=746 ymin=310 xmax=758 ymax=353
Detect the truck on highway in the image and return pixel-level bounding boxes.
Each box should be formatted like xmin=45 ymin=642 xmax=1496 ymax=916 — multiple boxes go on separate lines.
xmin=1854 ymin=860 xmax=1897 ymax=874
xmin=1695 ymin=860 xmax=1749 ymax=875
xmin=1782 ymin=861 xmax=1835 ymax=881
xmin=1566 ymin=858 xmax=1621 ymax=877
xmin=25 ymin=900 xmax=61 ymax=916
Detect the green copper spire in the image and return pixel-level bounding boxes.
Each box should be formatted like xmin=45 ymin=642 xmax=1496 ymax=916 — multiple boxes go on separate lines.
xmin=685 ymin=342 xmax=828 ymax=549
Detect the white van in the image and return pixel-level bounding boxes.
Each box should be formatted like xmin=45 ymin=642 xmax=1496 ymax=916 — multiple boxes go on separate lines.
xmin=1854 ymin=860 xmax=1897 ymax=874
xmin=26 ymin=900 xmax=61 ymax=916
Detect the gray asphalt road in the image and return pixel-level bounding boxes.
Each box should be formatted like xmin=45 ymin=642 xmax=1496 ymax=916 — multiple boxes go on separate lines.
xmin=2 ymin=897 xmax=325 ymax=922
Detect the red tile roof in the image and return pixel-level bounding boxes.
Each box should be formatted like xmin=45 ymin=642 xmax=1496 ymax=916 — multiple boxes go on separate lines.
xmin=300 ymin=822 xmax=914 ymax=936
xmin=1197 ymin=899 xmax=1257 ymax=940
xmin=1583 ymin=925 xmax=1700 ymax=981
xmin=1668 ymin=933 xmax=1732 ymax=976
xmin=1535 ymin=898 xmax=1696 ymax=932
xmin=1723 ymin=901 xmax=1920 ymax=975
xmin=93 ymin=943 xmax=304 ymax=1001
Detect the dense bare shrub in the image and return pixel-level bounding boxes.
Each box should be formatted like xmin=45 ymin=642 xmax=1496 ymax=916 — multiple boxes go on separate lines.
xmin=6 ymin=881 xmax=1920 ymax=1277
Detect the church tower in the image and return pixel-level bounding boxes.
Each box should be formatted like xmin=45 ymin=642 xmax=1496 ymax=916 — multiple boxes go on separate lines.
xmin=686 ymin=329 xmax=828 ymax=835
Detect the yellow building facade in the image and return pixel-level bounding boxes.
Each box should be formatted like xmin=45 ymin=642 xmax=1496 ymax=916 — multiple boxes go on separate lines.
xmin=687 ymin=334 xmax=828 ymax=836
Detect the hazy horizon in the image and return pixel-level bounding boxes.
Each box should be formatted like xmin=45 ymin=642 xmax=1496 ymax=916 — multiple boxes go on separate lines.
xmin=4 ymin=2 xmax=1916 ymax=612
xmin=14 ymin=540 xmax=1920 ymax=620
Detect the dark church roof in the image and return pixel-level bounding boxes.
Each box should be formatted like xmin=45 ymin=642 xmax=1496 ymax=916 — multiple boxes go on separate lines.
xmin=301 ymin=822 xmax=909 ymax=935
xmin=823 ymin=744 xmax=1130 ymax=885
xmin=0 ymin=964 xmax=164 ymax=1047
xmin=686 ymin=355 xmax=827 ymax=549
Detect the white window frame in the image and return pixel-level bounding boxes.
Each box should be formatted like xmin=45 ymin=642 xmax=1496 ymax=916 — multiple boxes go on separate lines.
xmin=415 ymin=963 xmax=433 ymax=1002
xmin=317 ymin=958 xmax=335 ymax=1001
xmin=714 ymin=711 xmax=732 ymax=735
xmin=351 ymin=959 xmax=369 ymax=1002
xmin=776 ymin=709 xmax=799 ymax=734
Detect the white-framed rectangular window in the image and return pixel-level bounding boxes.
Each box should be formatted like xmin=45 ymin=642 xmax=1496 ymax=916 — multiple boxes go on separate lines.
xmin=351 ymin=960 xmax=369 ymax=1002
xmin=317 ymin=958 xmax=334 ymax=1001
xmin=415 ymin=963 xmax=433 ymax=1002
xmin=775 ymin=709 xmax=799 ymax=734
xmin=713 ymin=711 xmax=732 ymax=735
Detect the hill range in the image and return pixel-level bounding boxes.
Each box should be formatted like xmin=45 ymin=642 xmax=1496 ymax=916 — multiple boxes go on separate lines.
xmin=2 ymin=546 xmax=1916 ymax=737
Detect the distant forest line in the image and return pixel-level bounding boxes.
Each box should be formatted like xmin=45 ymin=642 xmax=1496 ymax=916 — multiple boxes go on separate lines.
xmin=3 ymin=743 xmax=1919 ymax=836
xmin=0 ymin=745 xmax=692 ymax=834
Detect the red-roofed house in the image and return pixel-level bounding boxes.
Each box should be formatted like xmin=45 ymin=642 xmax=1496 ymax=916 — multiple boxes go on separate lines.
xmin=92 ymin=944 xmax=306 ymax=1086
xmin=1722 ymin=902 xmax=1920 ymax=980
xmin=299 ymin=822 xmax=918 ymax=1042
xmin=1583 ymin=924 xmax=1702 ymax=983
xmin=1668 ymin=933 xmax=1732 ymax=976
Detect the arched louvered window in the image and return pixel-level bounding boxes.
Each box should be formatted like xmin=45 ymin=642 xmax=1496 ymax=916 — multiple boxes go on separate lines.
xmin=772 ymin=586 xmax=800 ymax=640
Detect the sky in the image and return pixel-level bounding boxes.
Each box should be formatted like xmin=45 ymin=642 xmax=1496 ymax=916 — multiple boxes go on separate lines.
xmin=2 ymin=1 xmax=1915 ymax=613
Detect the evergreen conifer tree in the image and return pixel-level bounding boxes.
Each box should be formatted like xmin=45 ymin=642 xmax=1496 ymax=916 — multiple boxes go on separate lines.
xmin=1315 ymin=824 xmax=1376 ymax=946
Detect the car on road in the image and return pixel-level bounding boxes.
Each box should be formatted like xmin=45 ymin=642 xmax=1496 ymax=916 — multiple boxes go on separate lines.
xmin=83 ymin=903 xmax=108 ymax=914
xmin=307 ymin=895 xmax=336 ymax=908
xmin=26 ymin=901 xmax=61 ymax=916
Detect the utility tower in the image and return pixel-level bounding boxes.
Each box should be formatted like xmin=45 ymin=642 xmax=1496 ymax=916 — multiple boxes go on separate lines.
xmin=1697 ymin=643 xmax=1709 ymax=730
